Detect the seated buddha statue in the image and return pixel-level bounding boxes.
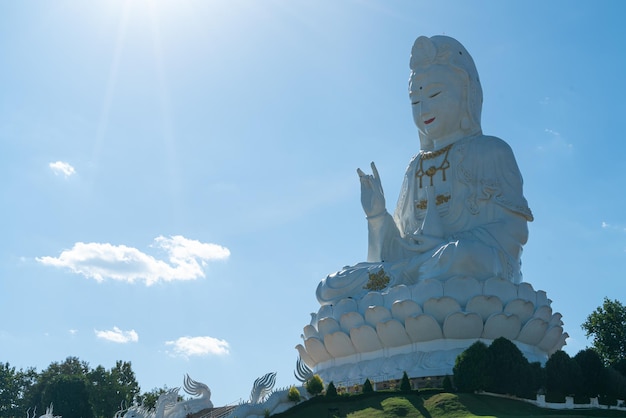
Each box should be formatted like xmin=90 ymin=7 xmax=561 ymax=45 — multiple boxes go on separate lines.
xmin=317 ymin=35 xmax=533 ymax=305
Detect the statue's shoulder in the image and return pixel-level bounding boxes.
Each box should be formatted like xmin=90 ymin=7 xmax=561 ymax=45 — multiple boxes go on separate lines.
xmin=466 ymin=135 xmax=516 ymax=160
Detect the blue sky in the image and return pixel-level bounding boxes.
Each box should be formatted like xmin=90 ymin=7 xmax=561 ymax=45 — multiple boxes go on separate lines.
xmin=2 ymin=0 xmax=626 ymax=407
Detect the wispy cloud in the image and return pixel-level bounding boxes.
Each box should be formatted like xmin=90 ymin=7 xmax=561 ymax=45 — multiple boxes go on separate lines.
xmin=165 ymin=336 xmax=230 ymax=358
xmin=601 ymin=221 xmax=626 ymax=232
xmin=37 ymin=235 xmax=230 ymax=285
xmin=536 ymin=128 xmax=573 ymax=154
xmin=49 ymin=161 xmax=76 ymax=178
xmin=69 ymin=329 xmax=78 ymax=335
xmin=95 ymin=326 xmax=139 ymax=343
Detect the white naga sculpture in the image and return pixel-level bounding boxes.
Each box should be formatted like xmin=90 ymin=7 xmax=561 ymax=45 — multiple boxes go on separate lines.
xmin=297 ymin=35 xmax=568 ymax=384
xmin=27 ymin=404 xmax=61 ymax=418
xmin=122 ymin=375 xmax=213 ymax=418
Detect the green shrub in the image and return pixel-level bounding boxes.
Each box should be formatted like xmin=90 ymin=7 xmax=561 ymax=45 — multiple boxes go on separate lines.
xmin=287 ymin=386 xmax=301 ymax=403
xmin=453 ymin=340 xmax=489 ymax=392
xmin=305 ymin=374 xmax=324 ymax=396
xmin=363 ymin=378 xmax=374 ymax=393
xmin=326 ymin=381 xmax=338 ymax=398
xmin=399 ymin=371 xmax=412 ymax=392
xmin=442 ymin=375 xmax=453 ymax=392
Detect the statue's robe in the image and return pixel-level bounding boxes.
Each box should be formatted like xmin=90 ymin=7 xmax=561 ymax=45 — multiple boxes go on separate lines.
xmin=317 ymin=134 xmax=533 ymax=305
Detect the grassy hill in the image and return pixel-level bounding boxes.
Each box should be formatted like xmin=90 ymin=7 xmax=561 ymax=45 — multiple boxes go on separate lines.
xmin=272 ymin=390 xmax=626 ymax=418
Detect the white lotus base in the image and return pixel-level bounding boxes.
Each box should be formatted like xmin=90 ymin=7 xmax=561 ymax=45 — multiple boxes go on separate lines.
xmin=296 ymin=277 xmax=568 ymax=384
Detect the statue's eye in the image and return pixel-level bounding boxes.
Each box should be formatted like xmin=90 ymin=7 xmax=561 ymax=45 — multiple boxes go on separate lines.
xmin=412 ymin=101 xmax=420 ymax=105
xmin=429 ymin=91 xmax=441 ymax=98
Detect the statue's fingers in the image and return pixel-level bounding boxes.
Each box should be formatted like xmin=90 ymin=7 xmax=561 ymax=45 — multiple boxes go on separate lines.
xmin=370 ymin=162 xmax=380 ymax=179
xmin=357 ymin=168 xmax=366 ymax=177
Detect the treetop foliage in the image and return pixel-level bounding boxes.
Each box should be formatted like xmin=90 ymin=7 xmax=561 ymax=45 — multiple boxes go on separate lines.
xmin=0 ymin=357 xmax=146 ymax=418
xmin=582 ymin=297 xmax=626 ymax=366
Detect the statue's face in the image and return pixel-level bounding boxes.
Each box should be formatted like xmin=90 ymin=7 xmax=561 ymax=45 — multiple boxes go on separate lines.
xmin=409 ymin=65 xmax=465 ymax=142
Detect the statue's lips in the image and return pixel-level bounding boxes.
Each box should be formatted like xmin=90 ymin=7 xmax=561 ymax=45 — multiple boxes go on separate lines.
xmin=424 ymin=117 xmax=435 ymax=125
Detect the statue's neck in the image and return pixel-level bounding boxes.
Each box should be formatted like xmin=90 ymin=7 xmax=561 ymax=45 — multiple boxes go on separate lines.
xmin=420 ymin=128 xmax=482 ymax=151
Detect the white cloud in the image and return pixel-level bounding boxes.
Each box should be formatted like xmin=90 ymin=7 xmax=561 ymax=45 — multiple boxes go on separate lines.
xmin=95 ymin=326 xmax=139 ymax=343
xmin=69 ymin=329 xmax=78 ymax=335
xmin=536 ymin=128 xmax=573 ymax=153
xmin=165 ymin=336 xmax=230 ymax=358
xmin=49 ymin=161 xmax=76 ymax=178
xmin=36 ymin=235 xmax=230 ymax=285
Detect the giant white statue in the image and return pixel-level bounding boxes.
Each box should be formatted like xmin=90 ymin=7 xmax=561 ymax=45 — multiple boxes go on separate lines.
xmin=297 ymin=35 xmax=567 ymax=385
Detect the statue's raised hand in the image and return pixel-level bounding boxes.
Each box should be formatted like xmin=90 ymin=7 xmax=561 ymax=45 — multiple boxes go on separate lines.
xmin=357 ymin=162 xmax=386 ymax=219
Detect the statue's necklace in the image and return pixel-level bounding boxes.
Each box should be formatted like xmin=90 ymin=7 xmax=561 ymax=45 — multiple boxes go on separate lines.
xmin=415 ymin=143 xmax=452 ymax=188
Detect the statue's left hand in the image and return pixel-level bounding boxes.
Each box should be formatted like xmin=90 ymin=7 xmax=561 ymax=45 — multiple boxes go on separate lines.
xmin=357 ymin=162 xmax=386 ymax=218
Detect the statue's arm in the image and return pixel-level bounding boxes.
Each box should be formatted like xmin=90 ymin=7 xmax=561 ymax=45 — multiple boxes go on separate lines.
xmin=366 ymin=211 xmax=400 ymax=262
xmin=357 ymin=162 xmax=404 ymax=262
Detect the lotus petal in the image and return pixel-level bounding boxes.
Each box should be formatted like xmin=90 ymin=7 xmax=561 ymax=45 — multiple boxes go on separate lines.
xmin=376 ymin=319 xmax=411 ymax=347
xmin=324 ymin=331 xmax=357 ymax=358
xmin=517 ymin=318 xmax=548 ymax=346
xmin=303 ymin=324 xmax=319 ymax=339
xmin=318 ymin=317 xmax=340 ymax=337
xmin=318 ymin=304 xmax=333 ymax=321
xmin=391 ymin=299 xmax=422 ymax=321
xmin=365 ymin=305 xmax=392 ymax=326
xmin=538 ymin=326 xmax=565 ymax=353
xmin=334 ymin=298 xmax=358 ymax=320
xmin=443 ymin=276 xmax=482 ymax=306
xmin=350 ymin=325 xmax=383 ymax=353
xmin=536 ymin=290 xmax=549 ymax=307
xmin=517 ymin=282 xmax=537 ymax=304
xmin=295 ymin=344 xmax=316 ymax=368
xmin=304 ymin=337 xmax=331 ymax=363
xmin=534 ymin=305 xmax=552 ymax=322
xmin=405 ymin=314 xmax=443 ymax=342
xmin=483 ymin=313 xmax=521 ymax=340
xmin=423 ymin=297 xmax=461 ymax=325
xmin=549 ymin=332 xmax=569 ymax=355
xmin=411 ymin=279 xmax=444 ymax=305
xmin=505 ymin=299 xmax=535 ymax=324
xmin=549 ymin=313 xmax=563 ymax=327
xmin=443 ymin=312 xmax=483 ymax=339
xmin=484 ymin=277 xmax=517 ymax=304
xmin=358 ymin=292 xmax=384 ymax=314
xmin=384 ymin=285 xmax=411 ymax=308
xmin=340 ymin=311 xmax=365 ymax=331
xmin=466 ymin=295 xmax=503 ymax=321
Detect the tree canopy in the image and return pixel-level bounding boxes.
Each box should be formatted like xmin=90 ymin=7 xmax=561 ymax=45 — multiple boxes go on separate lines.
xmin=0 ymin=357 xmax=143 ymax=418
xmin=581 ymin=297 xmax=626 ymax=366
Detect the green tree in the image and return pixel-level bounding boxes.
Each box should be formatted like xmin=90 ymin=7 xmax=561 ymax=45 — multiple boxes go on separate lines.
xmin=362 ymin=378 xmax=373 ymax=393
xmin=305 ymin=375 xmax=324 ymax=396
xmin=0 ymin=362 xmax=28 ymax=418
xmin=137 ymin=387 xmax=171 ymax=410
xmin=325 ymin=381 xmax=338 ymax=398
xmin=23 ymin=357 xmax=90 ymax=414
xmin=582 ymin=298 xmax=626 ymax=366
xmin=574 ymin=348 xmax=606 ymax=398
xmin=88 ymin=361 xmax=139 ymax=418
xmin=545 ymin=350 xmax=582 ymax=400
xmin=486 ymin=337 xmax=533 ymax=397
xmin=399 ymin=372 xmax=412 ymax=392
xmin=442 ymin=375 xmax=453 ymax=392
xmin=42 ymin=375 xmax=94 ymax=418
xmin=601 ymin=367 xmax=626 ymax=405
xmin=453 ymin=341 xmax=489 ymax=392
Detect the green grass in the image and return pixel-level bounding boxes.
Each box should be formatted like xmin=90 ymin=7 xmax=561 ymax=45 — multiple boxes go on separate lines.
xmin=272 ymin=390 xmax=626 ymax=418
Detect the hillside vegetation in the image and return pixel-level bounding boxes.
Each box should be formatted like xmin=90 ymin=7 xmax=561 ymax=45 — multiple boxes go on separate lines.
xmin=272 ymin=390 xmax=626 ymax=418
